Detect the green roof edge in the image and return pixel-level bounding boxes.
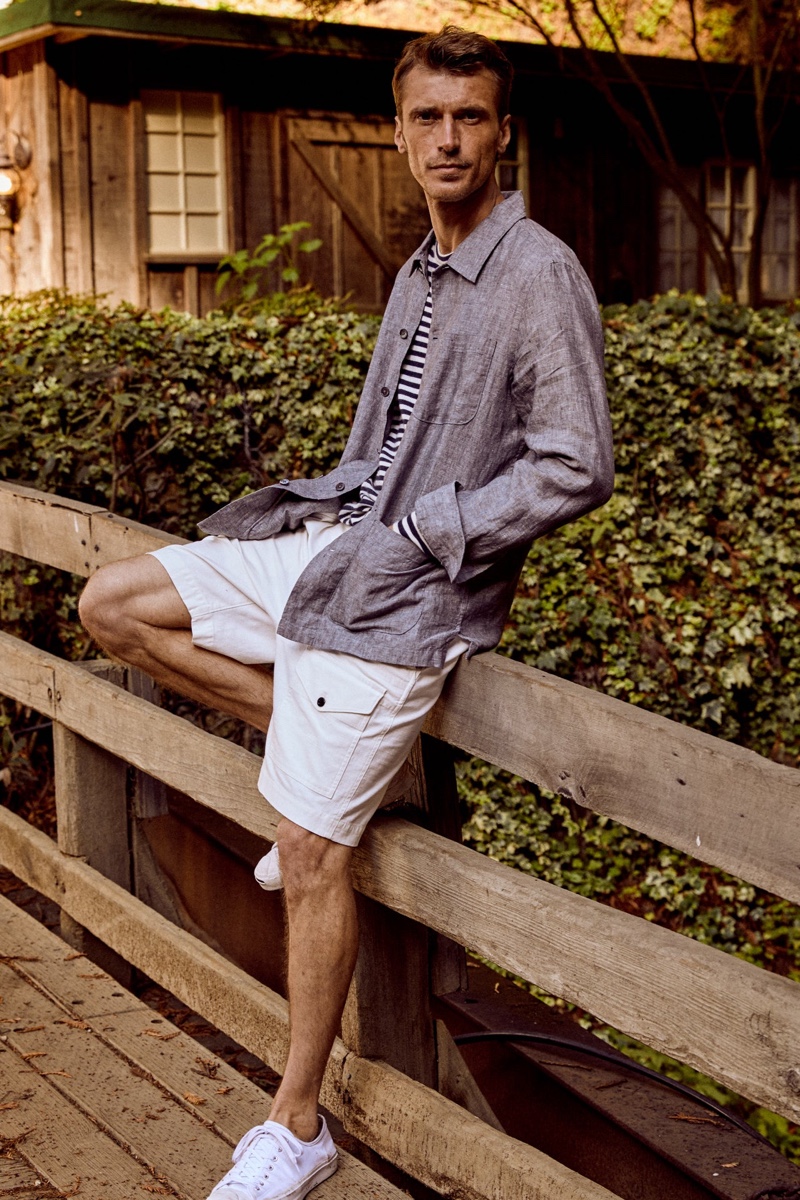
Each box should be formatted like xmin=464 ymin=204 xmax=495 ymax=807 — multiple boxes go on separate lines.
xmin=0 ymin=0 xmax=405 ymax=56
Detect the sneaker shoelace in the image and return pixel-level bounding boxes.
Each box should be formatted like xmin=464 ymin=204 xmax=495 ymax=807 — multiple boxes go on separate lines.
xmin=227 ymin=1122 xmax=304 ymax=1191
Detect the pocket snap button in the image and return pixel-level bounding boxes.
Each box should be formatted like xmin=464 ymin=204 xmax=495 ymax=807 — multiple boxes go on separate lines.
xmin=381 ymin=386 xmax=390 ymax=397
xmin=335 ymin=482 xmax=345 ymax=492
xmin=317 ymin=697 xmax=326 ymax=707
xmin=399 ymin=328 xmax=408 ymax=339
xmin=279 ymin=478 xmax=289 ymax=485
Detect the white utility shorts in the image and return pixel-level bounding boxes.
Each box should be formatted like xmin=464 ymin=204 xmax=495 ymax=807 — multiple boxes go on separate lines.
xmin=150 ymin=519 xmax=466 ymax=846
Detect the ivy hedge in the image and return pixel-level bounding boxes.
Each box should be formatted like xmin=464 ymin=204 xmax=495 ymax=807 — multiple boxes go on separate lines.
xmin=1 ymin=287 xmax=799 ymax=1150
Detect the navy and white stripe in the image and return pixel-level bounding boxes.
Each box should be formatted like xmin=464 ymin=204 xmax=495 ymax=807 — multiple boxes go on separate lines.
xmin=339 ymin=241 xmax=451 ymax=554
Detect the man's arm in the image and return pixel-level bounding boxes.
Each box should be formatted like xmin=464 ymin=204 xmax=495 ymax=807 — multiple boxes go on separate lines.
xmin=411 ymin=260 xmax=614 ymax=583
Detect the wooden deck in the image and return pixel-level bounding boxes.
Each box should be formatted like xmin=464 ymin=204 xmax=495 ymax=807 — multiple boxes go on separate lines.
xmin=0 ymin=895 xmax=404 ymax=1200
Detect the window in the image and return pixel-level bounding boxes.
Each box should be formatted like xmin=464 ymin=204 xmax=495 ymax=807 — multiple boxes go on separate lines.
xmin=657 ymin=169 xmax=700 ymax=292
xmin=762 ymin=179 xmax=798 ymax=300
xmin=705 ymin=163 xmax=755 ymax=297
xmin=657 ymin=164 xmax=799 ymax=302
xmin=496 ymin=119 xmax=529 ymax=211
xmin=142 ymin=91 xmax=227 ymax=256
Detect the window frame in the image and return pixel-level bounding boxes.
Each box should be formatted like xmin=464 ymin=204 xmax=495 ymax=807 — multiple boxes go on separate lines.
xmin=141 ymin=89 xmax=229 ymax=263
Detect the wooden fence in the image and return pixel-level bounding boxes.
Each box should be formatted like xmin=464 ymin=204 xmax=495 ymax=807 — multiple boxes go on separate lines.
xmin=1 ymin=478 xmax=800 ymax=1199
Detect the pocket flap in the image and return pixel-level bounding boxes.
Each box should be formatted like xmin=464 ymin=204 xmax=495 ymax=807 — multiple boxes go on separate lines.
xmin=296 ymin=650 xmax=385 ymax=715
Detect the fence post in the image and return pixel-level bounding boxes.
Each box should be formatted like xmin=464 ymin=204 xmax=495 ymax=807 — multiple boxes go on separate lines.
xmin=53 ymin=659 xmax=132 ymax=983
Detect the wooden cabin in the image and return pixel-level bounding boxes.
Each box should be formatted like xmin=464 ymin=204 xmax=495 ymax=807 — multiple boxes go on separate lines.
xmin=0 ymin=0 xmax=798 ymax=312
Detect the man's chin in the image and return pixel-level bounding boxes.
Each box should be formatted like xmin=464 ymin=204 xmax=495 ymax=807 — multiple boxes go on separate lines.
xmin=423 ymin=176 xmax=477 ymax=203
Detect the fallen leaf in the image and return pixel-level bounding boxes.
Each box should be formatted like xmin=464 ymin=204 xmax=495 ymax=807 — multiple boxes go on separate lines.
xmin=722 ymin=1162 xmax=740 ymax=1168
xmin=0 ymin=955 xmax=40 ymax=963
xmin=139 ymin=1029 xmax=179 ymax=1041
xmin=56 ymin=1019 xmax=89 ymax=1030
xmin=64 ymin=952 xmax=86 ymax=961
xmin=15 ymin=1025 xmax=45 ymax=1034
xmin=668 ymin=1112 xmax=726 ymax=1128
xmin=0 ymin=1102 xmax=19 ymax=1111
xmin=77 ymin=973 xmax=107 ymax=980
xmin=183 ymin=1092 xmax=206 ymax=1106
xmin=21 ymin=1052 xmax=47 ymax=1061
xmin=194 ymin=1057 xmax=219 ymax=1079
xmin=140 ymin=1186 xmax=171 ymax=1195
xmin=40 ymin=1071 xmax=72 ymax=1078
xmin=216 ymin=1086 xmax=233 ymax=1096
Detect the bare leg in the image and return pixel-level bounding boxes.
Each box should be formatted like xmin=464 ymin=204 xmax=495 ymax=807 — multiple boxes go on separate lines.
xmin=269 ymin=820 xmax=358 ymax=1141
xmin=78 ymin=554 xmax=273 ymax=730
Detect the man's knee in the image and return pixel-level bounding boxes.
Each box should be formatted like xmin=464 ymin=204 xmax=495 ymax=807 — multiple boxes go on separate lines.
xmin=276 ymin=822 xmax=352 ymax=899
xmin=79 ymin=555 xmax=164 ymax=653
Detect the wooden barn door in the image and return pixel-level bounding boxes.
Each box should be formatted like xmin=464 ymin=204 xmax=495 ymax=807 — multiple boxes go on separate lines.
xmin=283 ymin=115 xmax=431 ymax=311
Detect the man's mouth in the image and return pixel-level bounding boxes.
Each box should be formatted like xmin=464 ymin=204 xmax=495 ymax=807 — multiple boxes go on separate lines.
xmin=429 ymin=163 xmax=470 ymax=171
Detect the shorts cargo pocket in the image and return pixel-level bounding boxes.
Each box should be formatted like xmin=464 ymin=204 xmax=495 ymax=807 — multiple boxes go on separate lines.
xmin=269 ymin=648 xmax=386 ymax=799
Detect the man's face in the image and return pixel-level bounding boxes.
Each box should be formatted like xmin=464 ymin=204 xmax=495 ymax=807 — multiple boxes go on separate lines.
xmin=394 ymin=65 xmax=511 ymax=205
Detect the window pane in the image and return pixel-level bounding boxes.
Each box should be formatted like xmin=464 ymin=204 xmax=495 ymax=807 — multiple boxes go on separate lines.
xmin=150 ymin=213 xmax=184 ymax=252
xmin=184 ymin=134 xmax=218 ymax=173
xmin=186 ymin=213 xmax=223 ymax=251
xmin=148 ymin=132 xmax=181 ymax=172
xmin=185 ymin=174 xmax=220 ymax=212
xmin=708 ymin=166 xmax=726 ymax=207
xmin=148 ymin=173 xmax=182 ymax=212
xmin=660 ymin=209 xmax=677 ymax=251
xmin=183 ymin=93 xmax=218 ymax=134
xmin=143 ymin=91 xmax=179 ymax=132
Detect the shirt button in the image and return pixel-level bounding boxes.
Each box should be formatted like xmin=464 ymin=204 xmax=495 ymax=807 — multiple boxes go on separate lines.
xmin=317 ymin=697 xmax=326 ymax=707
xmin=381 ymin=386 xmax=390 ymax=397
xmin=335 ymin=482 xmax=345 ymax=492
xmin=399 ymin=329 xmax=408 ymax=339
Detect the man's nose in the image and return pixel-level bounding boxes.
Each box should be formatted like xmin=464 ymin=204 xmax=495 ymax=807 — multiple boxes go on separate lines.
xmin=438 ymin=115 xmax=460 ymax=152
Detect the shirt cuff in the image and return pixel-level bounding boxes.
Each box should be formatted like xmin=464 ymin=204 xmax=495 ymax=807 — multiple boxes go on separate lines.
xmin=391 ymin=513 xmax=436 ymax=558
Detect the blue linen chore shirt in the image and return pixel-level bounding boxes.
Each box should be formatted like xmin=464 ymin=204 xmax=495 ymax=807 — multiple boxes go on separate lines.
xmin=199 ymin=192 xmax=615 ymax=669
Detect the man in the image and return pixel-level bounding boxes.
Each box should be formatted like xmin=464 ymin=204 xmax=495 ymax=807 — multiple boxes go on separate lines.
xmin=79 ymin=26 xmax=613 ymax=1200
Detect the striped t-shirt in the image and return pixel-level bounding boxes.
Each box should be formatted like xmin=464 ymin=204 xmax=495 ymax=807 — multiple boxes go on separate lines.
xmin=339 ymin=241 xmax=451 ymax=552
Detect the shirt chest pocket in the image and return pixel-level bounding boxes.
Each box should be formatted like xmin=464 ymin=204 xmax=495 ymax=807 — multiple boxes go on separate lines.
xmin=413 ymin=333 xmax=497 ymax=426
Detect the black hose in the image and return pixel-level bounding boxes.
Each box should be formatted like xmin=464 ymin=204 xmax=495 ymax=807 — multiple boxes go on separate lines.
xmin=453 ymin=1030 xmax=774 ymax=1149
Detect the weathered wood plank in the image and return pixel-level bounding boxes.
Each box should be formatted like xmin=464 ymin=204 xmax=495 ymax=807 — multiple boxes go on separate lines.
xmin=424 ymin=652 xmax=800 ymax=906
xmin=0 ymin=633 xmax=55 ymax=716
xmin=0 ymin=896 xmax=409 ymax=1200
xmin=0 ymin=480 xmax=102 ymax=574
xmin=0 ymin=1031 xmax=178 ymax=1198
xmin=31 ymin=44 xmax=64 ymax=289
xmin=88 ymin=508 xmax=187 ymax=569
xmin=89 ymin=97 xmax=138 ymax=306
xmin=1 ymin=963 xmax=234 ymax=1199
xmin=59 ymin=75 xmax=94 ymax=294
xmin=0 ymin=814 xmax=621 ymax=1200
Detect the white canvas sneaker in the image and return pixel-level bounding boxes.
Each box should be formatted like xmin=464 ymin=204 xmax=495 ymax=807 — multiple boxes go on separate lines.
xmin=207 ymin=1116 xmax=338 ymax=1200
xmin=254 ymin=845 xmax=282 ymax=891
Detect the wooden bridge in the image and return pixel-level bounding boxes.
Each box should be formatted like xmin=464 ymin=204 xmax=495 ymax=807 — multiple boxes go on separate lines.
xmin=1 ymin=479 xmax=800 ymax=1200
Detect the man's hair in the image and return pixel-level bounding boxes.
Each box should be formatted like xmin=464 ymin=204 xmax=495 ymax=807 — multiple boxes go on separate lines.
xmin=392 ymin=26 xmax=513 ymax=119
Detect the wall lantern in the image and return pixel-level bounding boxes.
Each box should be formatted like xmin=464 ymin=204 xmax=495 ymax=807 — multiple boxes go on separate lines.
xmin=0 ymin=133 xmax=32 ymax=231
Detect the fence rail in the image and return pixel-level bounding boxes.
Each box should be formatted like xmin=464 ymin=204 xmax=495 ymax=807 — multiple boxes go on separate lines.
xmin=2 ymin=480 xmax=800 ymax=1196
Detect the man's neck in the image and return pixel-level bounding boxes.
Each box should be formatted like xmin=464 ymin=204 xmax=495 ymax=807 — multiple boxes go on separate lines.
xmin=428 ymin=178 xmax=504 ymax=256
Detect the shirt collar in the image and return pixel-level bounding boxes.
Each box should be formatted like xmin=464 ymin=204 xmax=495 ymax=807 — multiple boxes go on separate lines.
xmin=409 ymin=191 xmax=526 ymax=283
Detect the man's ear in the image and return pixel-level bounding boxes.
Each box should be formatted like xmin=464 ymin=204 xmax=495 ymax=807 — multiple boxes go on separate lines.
xmin=394 ymin=116 xmax=407 ymax=155
xmin=498 ymin=114 xmax=511 ymax=158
